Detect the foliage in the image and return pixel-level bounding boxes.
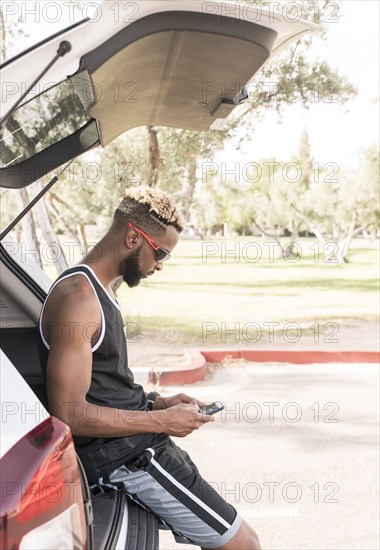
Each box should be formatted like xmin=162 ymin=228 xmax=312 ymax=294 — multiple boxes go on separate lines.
xmin=209 ymin=135 xmax=379 ymax=261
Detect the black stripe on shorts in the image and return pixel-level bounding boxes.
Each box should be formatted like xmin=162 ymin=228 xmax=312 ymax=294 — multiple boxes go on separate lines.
xmin=145 ymin=447 xmax=237 ymax=536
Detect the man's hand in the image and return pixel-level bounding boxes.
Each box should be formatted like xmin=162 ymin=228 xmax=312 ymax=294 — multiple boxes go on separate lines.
xmin=154 ymin=393 xmax=205 ymax=411
xmin=158 ymin=403 xmax=214 ymax=437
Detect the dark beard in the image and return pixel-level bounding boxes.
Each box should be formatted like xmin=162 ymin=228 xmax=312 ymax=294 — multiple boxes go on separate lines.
xmin=122 ymin=246 xmax=144 ymax=287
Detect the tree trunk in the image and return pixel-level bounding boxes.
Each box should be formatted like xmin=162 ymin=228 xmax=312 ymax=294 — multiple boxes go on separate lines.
xmin=291 ymin=204 xmax=328 ymax=248
xmin=340 ymin=215 xmax=374 ymax=263
xmin=33 ymin=182 xmax=68 ymax=274
xmin=338 ymin=214 xmax=357 ymax=263
xmin=182 ymin=154 xmax=197 ymax=222
xmin=147 ymin=126 xmax=160 ymax=187
xmin=49 ymin=193 xmax=83 ymax=247
xmin=14 ymin=188 xmax=42 ymax=267
xmin=251 ymin=219 xmax=283 ymax=258
xmin=79 ymin=222 xmax=88 ymax=248
xmin=284 ymin=222 xmax=301 ymax=260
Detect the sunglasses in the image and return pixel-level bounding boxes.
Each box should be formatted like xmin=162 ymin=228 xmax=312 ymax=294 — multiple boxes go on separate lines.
xmin=128 ymin=222 xmax=171 ymax=262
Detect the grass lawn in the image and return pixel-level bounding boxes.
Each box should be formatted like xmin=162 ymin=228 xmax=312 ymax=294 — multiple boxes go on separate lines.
xmin=116 ymin=237 xmax=380 ymax=346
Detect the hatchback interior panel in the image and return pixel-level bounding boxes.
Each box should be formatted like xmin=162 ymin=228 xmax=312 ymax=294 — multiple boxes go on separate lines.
xmin=84 ymin=12 xmax=277 ymax=144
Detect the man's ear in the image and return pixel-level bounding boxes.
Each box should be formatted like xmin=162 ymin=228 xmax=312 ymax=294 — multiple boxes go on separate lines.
xmin=125 ymin=227 xmax=137 ymax=249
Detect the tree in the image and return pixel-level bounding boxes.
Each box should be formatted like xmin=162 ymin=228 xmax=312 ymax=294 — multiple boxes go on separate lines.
xmin=1 ymin=0 xmax=360 ymax=269
xmin=218 ymin=158 xmax=298 ymax=256
xmin=150 ymin=0 xmax=356 ymax=227
xmin=286 ymin=140 xmax=379 ymax=262
xmin=207 ymin=133 xmax=379 ymax=264
xmin=147 ymin=127 xmax=160 ymax=187
xmin=156 ymin=128 xmax=226 ymax=220
xmin=336 ymin=146 xmax=380 ymax=259
xmin=96 ymin=0 xmax=356 ymax=228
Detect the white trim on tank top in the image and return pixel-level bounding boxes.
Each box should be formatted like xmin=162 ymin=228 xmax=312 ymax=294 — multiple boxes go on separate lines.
xmin=39 ymin=271 xmax=106 ymax=353
xmin=76 ymin=263 xmax=121 ymax=310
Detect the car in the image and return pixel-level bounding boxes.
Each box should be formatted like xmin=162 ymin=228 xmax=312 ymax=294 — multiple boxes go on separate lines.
xmin=0 ymin=2 xmax=321 ymax=548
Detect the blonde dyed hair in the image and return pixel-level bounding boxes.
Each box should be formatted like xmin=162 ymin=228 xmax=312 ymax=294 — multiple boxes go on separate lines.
xmin=114 ymin=186 xmax=185 ymax=234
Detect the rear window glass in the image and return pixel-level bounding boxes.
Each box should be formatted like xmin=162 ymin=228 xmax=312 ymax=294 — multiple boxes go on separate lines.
xmin=0 ymin=80 xmax=91 ymax=168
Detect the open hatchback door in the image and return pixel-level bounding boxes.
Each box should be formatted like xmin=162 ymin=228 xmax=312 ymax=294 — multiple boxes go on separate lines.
xmin=0 ymin=1 xmax=321 ymax=188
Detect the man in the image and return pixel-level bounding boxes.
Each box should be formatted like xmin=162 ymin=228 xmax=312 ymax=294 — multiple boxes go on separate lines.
xmin=38 ymin=186 xmax=262 ymax=549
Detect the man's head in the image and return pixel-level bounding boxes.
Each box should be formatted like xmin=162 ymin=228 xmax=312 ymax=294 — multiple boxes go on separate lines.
xmin=112 ymin=186 xmax=185 ymax=287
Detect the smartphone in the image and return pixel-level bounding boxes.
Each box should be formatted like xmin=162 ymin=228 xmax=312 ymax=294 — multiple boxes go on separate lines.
xmin=198 ymin=401 xmax=224 ymax=415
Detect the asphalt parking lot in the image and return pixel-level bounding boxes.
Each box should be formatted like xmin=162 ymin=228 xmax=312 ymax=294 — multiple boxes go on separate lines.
xmin=139 ymin=361 xmax=379 ymax=550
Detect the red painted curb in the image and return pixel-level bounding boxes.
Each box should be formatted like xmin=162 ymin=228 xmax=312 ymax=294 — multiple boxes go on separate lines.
xmin=148 ymin=349 xmax=206 ymax=386
xmin=149 ymin=348 xmax=379 ymax=386
xmin=201 ymin=349 xmax=380 ymax=364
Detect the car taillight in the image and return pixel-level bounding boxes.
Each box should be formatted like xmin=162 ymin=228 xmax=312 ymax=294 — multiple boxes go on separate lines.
xmin=0 ymin=417 xmax=88 ymax=549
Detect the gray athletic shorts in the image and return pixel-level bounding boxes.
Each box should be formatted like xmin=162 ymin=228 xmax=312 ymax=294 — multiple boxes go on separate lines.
xmin=100 ymin=438 xmax=242 ymax=548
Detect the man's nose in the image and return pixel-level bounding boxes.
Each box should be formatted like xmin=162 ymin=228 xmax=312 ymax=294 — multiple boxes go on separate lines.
xmin=155 ymin=262 xmax=163 ymax=271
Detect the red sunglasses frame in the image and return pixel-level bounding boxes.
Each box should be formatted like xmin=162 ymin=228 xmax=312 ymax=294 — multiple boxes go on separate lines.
xmin=128 ymin=222 xmax=171 ymax=262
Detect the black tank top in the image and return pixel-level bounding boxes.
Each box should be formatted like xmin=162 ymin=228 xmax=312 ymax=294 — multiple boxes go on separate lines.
xmin=37 ymin=264 xmax=164 ymax=480
xmin=38 ymin=264 xmax=147 ymax=412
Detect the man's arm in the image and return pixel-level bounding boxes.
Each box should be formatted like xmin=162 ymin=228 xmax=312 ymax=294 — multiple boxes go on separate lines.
xmin=153 ymin=393 xmax=206 ymax=410
xmin=44 ymin=280 xmax=211 ymax=438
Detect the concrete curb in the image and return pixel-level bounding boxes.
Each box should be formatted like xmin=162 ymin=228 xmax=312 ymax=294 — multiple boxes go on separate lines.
xmin=149 ymin=348 xmax=380 ymax=386
xmin=148 ymin=349 xmax=207 ymax=386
